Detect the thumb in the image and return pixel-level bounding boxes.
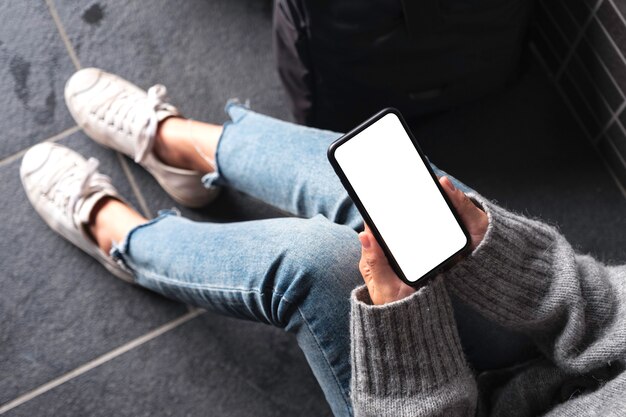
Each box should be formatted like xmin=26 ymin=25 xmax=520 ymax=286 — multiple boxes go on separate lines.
xmin=358 ymin=226 xmax=400 ymax=285
xmin=358 ymin=225 xmax=416 ymax=305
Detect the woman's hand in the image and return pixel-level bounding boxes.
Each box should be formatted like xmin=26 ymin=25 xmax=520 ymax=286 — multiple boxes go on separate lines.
xmin=358 ymin=176 xmax=489 ymax=305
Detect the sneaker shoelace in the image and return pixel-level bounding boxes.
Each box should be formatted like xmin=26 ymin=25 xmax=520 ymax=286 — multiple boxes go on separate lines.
xmin=42 ymin=157 xmax=112 ymax=226
xmin=138 ymin=84 xmax=169 ymax=164
xmin=93 ymin=83 xmax=172 ymax=164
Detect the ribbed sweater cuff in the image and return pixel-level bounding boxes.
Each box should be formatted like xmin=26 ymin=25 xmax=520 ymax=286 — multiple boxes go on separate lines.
xmin=446 ymin=194 xmax=564 ymax=325
xmin=350 ymin=278 xmax=468 ymax=397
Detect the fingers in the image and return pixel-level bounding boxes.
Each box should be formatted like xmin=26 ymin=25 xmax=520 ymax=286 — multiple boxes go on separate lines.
xmin=439 ymin=176 xmax=489 ymax=249
xmin=440 ymin=176 xmax=479 ymax=221
xmin=356 ymin=176 xmax=487 ymax=305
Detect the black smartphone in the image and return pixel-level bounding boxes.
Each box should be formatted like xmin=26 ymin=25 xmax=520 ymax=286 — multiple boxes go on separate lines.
xmin=327 ymin=108 xmax=470 ymax=287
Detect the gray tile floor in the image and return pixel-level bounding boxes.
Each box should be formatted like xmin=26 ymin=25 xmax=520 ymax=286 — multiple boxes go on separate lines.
xmin=1 ymin=1 xmax=329 ymax=416
xmin=2 ymin=1 xmax=625 ymax=416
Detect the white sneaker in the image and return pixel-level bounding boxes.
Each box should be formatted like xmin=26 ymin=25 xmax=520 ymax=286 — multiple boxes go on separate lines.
xmin=64 ymin=68 xmax=219 ymax=208
xmin=20 ymin=142 xmax=134 ymax=283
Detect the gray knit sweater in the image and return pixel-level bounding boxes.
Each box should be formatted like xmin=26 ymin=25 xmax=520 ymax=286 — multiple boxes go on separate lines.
xmin=350 ymin=195 xmax=626 ymax=416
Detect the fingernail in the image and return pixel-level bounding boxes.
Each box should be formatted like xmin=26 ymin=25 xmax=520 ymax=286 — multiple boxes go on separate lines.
xmin=444 ymin=177 xmax=456 ymax=192
xmin=358 ymin=232 xmax=371 ymax=249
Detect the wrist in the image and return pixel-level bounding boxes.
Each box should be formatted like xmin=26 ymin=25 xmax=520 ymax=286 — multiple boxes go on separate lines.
xmin=369 ymin=284 xmax=416 ymax=305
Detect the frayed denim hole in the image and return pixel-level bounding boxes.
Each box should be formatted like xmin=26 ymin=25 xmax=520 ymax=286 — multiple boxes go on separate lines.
xmin=200 ymin=118 xmax=229 ymax=189
xmin=224 ymin=99 xmax=251 ymax=123
xmin=109 ymin=211 xmax=179 ymax=271
xmin=157 ymin=208 xmax=181 ymax=217
xmin=201 ymin=121 xmax=228 ymax=189
xmin=201 ymin=171 xmax=222 ymax=188
xmin=202 ymin=100 xmax=253 ymax=189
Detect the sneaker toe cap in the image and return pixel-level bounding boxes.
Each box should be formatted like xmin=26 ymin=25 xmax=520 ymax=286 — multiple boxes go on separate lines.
xmin=21 ymin=142 xmax=55 ymax=179
xmin=65 ymin=67 xmax=103 ymax=100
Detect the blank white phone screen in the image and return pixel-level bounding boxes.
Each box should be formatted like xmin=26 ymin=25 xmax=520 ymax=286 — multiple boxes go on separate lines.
xmin=334 ymin=113 xmax=467 ymax=283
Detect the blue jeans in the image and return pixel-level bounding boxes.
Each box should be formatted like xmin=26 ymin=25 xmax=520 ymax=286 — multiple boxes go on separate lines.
xmin=112 ymin=103 xmax=535 ymax=417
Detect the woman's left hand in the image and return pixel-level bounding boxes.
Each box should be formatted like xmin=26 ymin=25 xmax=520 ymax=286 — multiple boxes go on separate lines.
xmin=358 ymin=176 xmax=489 ymax=305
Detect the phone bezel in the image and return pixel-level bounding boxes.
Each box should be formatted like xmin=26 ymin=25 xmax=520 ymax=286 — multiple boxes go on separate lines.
xmin=327 ymin=108 xmax=471 ymax=288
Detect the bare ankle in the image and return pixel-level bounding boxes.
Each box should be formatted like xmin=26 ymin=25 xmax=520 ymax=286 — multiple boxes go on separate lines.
xmin=154 ymin=117 xmax=222 ymax=174
xmin=154 ymin=117 xmax=193 ymax=170
xmin=88 ymin=197 xmax=147 ymax=254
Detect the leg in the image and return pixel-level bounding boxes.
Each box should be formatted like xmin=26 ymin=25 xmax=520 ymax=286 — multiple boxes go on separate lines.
xmin=155 ymin=102 xmax=473 ymax=231
xmin=23 ymin=140 xmax=533 ymax=417
xmin=206 ymin=103 xmax=361 ymax=228
xmin=149 ymin=107 xmax=537 ymax=370
xmin=109 ymin=212 xmax=362 ymax=417
xmin=153 ymin=117 xmax=223 ymax=174
xmin=21 ymin=141 xmax=356 ymax=416
xmin=153 ymin=103 xmax=363 ymax=228
xmin=91 ymin=204 xmax=535 ymax=414
xmin=63 ymin=68 xmax=469 ymax=229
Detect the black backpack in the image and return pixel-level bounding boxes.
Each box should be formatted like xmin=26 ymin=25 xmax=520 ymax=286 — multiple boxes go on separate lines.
xmin=274 ymin=0 xmax=534 ymax=131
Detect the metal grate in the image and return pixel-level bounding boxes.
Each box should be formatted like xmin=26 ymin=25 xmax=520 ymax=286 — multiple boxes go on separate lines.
xmin=532 ymin=0 xmax=626 ymax=187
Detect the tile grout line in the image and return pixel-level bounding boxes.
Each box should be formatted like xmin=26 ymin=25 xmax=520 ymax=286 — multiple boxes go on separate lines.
xmin=44 ymin=0 xmax=81 ymax=71
xmin=117 ymin=153 xmax=153 ymax=218
xmin=0 ymin=126 xmax=81 ymax=168
xmin=45 ymin=0 xmax=154 ymax=219
xmin=0 ymin=309 xmax=204 ymax=415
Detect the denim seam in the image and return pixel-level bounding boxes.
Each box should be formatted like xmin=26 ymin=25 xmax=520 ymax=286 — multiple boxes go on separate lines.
xmin=295 ymin=304 xmax=353 ymax=413
xmin=129 ymin=266 xmax=292 ymax=300
xmin=134 ymin=268 xmax=261 ymax=293
xmin=124 ymin=260 xmax=351 ymax=411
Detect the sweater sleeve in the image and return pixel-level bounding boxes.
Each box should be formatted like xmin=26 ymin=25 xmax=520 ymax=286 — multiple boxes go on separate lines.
xmin=445 ymin=194 xmax=626 ymax=373
xmin=350 ymin=277 xmax=477 ymax=417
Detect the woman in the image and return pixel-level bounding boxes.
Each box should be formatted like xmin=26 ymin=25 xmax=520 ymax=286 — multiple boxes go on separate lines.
xmin=21 ymin=68 xmax=626 ymax=416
